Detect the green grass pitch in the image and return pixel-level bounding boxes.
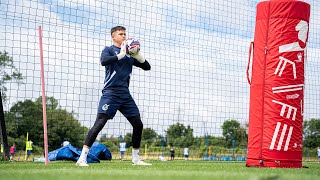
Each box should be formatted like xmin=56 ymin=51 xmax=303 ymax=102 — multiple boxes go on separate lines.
xmin=0 ymin=160 xmax=319 ymax=180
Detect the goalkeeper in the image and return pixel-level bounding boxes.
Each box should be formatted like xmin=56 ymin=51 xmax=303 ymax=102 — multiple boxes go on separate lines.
xmin=76 ymin=26 xmax=151 ymax=166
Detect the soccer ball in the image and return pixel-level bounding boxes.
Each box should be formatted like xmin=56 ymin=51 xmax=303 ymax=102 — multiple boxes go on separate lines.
xmin=126 ymin=38 xmax=140 ymax=55
xmin=159 ymin=156 xmax=167 ymax=161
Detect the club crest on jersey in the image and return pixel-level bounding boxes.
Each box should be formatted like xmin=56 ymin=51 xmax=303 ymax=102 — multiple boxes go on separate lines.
xmin=102 ymin=104 xmax=109 ymax=111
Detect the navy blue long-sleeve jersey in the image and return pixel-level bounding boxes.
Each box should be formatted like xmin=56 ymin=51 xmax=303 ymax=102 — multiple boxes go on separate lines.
xmin=100 ymin=45 xmax=151 ymax=92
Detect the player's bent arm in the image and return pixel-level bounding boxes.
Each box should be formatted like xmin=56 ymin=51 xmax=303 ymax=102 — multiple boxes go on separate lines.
xmin=133 ymin=59 xmax=151 ymax=70
xmin=100 ymin=43 xmax=126 ymax=66
xmin=100 ymin=54 xmax=118 ymax=66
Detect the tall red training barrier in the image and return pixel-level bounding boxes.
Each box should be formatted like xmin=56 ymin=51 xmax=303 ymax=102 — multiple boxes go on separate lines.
xmin=246 ymin=0 xmax=310 ymax=168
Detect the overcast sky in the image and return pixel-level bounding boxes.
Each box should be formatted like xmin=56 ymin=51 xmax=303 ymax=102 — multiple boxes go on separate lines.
xmin=0 ymin=0 xmax=319 ymax=138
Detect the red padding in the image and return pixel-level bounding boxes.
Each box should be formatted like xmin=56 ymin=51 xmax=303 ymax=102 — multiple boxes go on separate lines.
xmin=246 ymin=0 xmax=310 ymax=168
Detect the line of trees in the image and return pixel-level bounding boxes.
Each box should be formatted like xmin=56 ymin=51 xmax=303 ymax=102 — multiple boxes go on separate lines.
xmin=4 ymin=97 xmax=89 ymax=152
xmin=100 ymin=120 xmax=249 ymax=153
xmin=303 ymin=118 xmax=320 ymax=148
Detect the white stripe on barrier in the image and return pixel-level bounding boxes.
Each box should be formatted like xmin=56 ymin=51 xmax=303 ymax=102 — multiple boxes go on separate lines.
xmin=270 ymin=122 xmax=281 ymax=150
xmin=284 ymin=126 xmax=293 ymax=151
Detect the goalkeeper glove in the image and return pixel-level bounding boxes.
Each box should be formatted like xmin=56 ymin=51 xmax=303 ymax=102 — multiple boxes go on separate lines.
xmin=116 ymin=41 xmax=127 ymax=60
xmin=131 ymin=52 xmax=145 ymax=63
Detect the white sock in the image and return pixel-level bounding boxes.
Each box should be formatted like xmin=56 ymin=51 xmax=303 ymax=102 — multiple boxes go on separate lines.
xmin=79 ymin=146 xmax=89 ymax=161
xmin=132 ymin=149 xmax=140 ymax=162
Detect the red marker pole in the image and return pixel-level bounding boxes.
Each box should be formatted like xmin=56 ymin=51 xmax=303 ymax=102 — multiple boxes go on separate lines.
xmin=38 ymin=25 xmax=49 ymax=166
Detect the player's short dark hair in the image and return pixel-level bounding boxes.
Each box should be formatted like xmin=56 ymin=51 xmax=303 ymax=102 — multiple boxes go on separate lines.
xmin=111 ymin=26 xmax=126 ymax=35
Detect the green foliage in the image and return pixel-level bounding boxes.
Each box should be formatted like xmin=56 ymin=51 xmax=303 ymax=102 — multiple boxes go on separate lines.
xmin=166 ymin=123 xmax=194 ymax=147
xmin=99 ymin=134 xmax=108 ymax=142
xmin=142 ymin=128 xmax=157 ymax=141
xmin=5 ymin=96 xmax=88 ymax=150
xmin=99 ymin=127 xmax=159 ymax=149
xmin=7 ymin=136 xmax=26 ymax=151
xmin=192 ymin=136 xmax=203 ymax=148
xmin=153 ymin=135 xmax=164 ymax=146
xmin=100 ymin=136 xmax=120 ymax=152
xmin=0 ymin=51 xmax=23 ymax=103
xmin=208 ymin=136 xmax=227 ymax=147
xmin=222 ymin=120 xmax=240 ymax=142
xmin=124 ymin=132 xmax=132 ymax=147
xmin=221 ymin=119 xmax=248 ymax=148
xmin=303 ymin=147 xmax=318 ymax=158
xmin=303 ymin=118 xmax=320 ymax=148
xmin=141 ymin=128 xmax=158 ymax=147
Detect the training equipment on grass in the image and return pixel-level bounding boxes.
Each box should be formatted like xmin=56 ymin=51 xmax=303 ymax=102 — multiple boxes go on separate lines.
xmin=246 ymin=0 xmax=310 ymax=168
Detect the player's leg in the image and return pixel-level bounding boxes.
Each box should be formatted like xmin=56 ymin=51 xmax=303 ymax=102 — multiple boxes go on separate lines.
xmin=128 ymin=116 xmax=143 ymax=149
xmin=77 ymin=95 xmax=118 ymax=166
xmin=127 ymin=116 xmax=150 ymax=165
xmin=84 ymin=113 xmax=111 ymax=147
xmin=26 ymin=150 xmax=31 ymax=160
xmin=120 ymin=97 xmax=151 ymax=166
xmin=76 ymin=113 xmax=111 ymax=166
xmin=121 ymin=151 xmax=125 ymax=160
xmin=127 ymin=115 xmax=143 ymax=157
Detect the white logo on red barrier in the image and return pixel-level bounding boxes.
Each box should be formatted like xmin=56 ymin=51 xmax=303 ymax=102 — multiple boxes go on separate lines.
xmin=286 ymin=93 xmax=299 ymax=100
xmin=272 ymin=84 xmax=304 ymax=94
xmin=274 ymin=56 xmax=297 ymax=79
xmin=272 ymin=100 xmax=297 ymax=121
xmin=269 ymin=122 xmax=293 ymax=151
xmin=269 ymin=20 xmax=308 ymax=152
xmin=279 ymin=20 xmax=308 ymax=53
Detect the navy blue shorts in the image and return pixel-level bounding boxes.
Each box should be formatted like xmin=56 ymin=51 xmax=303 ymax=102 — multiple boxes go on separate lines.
xmin=98 ymin=92 xmax=140 ymax=118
